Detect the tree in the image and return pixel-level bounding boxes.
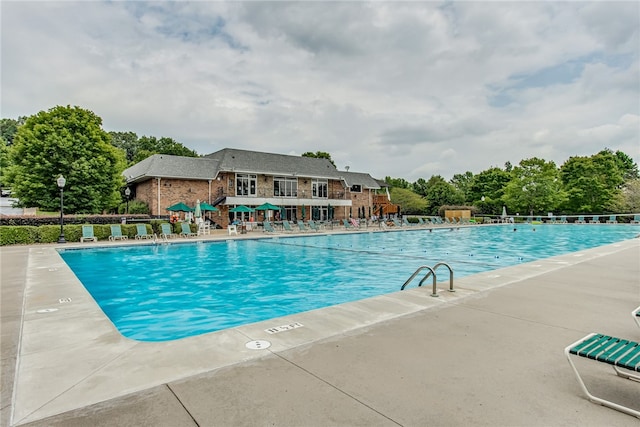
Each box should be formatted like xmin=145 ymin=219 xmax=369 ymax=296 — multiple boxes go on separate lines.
xmin=0 ymin=139 xmax=9 ymax=188
xmin=618 ymin=179 xmax=640 ymax=212
xmin=5 ymin=106 xmax=126 ymax=213
xmin=450 ymin=171 xmax=474 ymax=202
xmin=611 ymin=149 xmax=639 ymax=181
xmin=0 ymin=117 xmax=26 ymax=145
xmin=424 ymin=175 xmax=465 ymax=215
xmin=109 ymin=131 xmax=139 ymax=163
xmin=502 ymin=157 xmax=566 ymax=216
xmin=385 ymin=176 xmax=410 ymax=189
xmin=468 ymin=167 xmax=511 ymax=214
xmin=389 ymin=187 xmax=428 ymax=214
xmin=560 ymin=150 xmax=626 ymax=213
xmin=302 ymin=151 xmax=336 ymax=167
xmin=412 ymin=178 xmax=428 ymax=196
xmin=129 ymin=135 xmax=199 ymax=164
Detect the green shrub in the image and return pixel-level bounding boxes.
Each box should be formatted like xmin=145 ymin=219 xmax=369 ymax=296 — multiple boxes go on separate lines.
xmin=0 ymin=226 xmax=39 ymax=245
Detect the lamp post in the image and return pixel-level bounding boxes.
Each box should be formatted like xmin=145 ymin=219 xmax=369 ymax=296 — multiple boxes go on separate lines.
xmin=56 ymin=175 xmax=66 ymax=244
xmin=124 ymin=187 xmax=131 ymax=214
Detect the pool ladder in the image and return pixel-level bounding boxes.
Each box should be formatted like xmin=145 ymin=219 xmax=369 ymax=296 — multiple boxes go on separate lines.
xmin=400 ymin=262 xmax=454 ymax=297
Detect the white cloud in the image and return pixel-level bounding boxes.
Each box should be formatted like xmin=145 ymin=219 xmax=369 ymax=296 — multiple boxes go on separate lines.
xmin=2 ymin=1 xmax=638 ymax=181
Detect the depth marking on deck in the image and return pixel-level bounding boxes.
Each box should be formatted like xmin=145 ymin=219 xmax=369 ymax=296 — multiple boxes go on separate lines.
xmin=265 ymin=322 xmax=304 ymax=334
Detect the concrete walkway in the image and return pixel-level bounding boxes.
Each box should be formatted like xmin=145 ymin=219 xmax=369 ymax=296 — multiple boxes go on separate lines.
xmin=2 ymin=231 xmax=639 ymax=426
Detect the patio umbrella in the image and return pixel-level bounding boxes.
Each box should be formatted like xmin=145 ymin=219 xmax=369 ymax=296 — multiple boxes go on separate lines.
xmin=199 ymin=201 xmax=219 ymax=212
xmin=229 ymin=205 xmax=254 ymax=213
xmin=193 ymin=199 xmax=202 ymax=220
xmin=166 ymin=202 xmax=193 ymax=212
xmin=301 ymin=205 xmax=306 ymax=220
xmin=255 ymin=202 xmax=281 ymax=211
xmin=327 ymin=203 xmax=332 ymax=220
xmin=502 ymin=205 xmax=507 ymax=218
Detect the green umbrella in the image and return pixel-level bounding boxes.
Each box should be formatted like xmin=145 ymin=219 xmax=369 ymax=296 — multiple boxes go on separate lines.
xmin=199 ymin=201 xmax=219 ymax=212
xmin=229 ymin=205 xmax=254 ymax=213
xmin=255 ymin=202 xmax=281 ymax=211
xmin=167 ymin=202 xmax=193 ymax=212
xmin=301 ymin=205 xmax=306 ymax=219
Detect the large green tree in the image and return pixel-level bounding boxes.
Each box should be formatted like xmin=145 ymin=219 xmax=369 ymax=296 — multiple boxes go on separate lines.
xmin=502 ymin=157 xmax=566 ymax=216
xmin=560 ymin=150 xmax=626 ymax=213
xmin=389 ymin=187 xmax=428 ymax=214
xmin=111 ymin=133 xmax=199 ymax=165
xmin=424 ymin=175 xmax=465 ymax=215
xmin=468 ymin=167 xmax=512 ymax=214
xmin=5 ymin=106 xmax=126 ymax=213
xmin=450 ymin=171 xmax=474 ymax=202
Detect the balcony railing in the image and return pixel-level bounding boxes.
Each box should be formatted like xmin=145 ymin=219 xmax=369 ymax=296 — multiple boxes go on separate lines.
xmin=218 ymin=188 xmax=347 ymax=200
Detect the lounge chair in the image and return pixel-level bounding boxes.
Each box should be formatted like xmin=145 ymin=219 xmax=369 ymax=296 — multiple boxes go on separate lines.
xmin=576 ymin=216 xmax=586 ymax=224
xmin=565 ymin=333 xmax=640 ymax=418
xmin=135 ymin=224 xmax=154 ymax=240
xmin=281 ymin=220 xmax=294 ymax=232
xmin=160 ymin=223 xmax=177 ymax=239
xmin=606 ymin=215 xmax=617 ymax=224
xmin=80 ymin=225 xmax=97 ymax=242
xmin=402 ymin=218 xmax=416 ymax=227
xmin=391 ymin=218 xmax=403 ymax=227
xmin=109 ymin=224 xmax=128 ymax=241
xmin=307 ymin=220 xmax=321 ymax=232
xmin=589 ymin=215 xmax=600 ymax=224
xmin=418 ymin=218 xmax=427 ymax=226
xmin=297 ymin=221 xmax=309 ymax=232
xmin=342 ymin=219 xmax=356 ymax=230
xmin=631 ymin=215 xmax=640 ymax=224
xmin=179 ymin=222 xmax=197 ymax=238
xmin=263 ymin=221 xmax=278 ymax=233
xmin=559 ymin=215 xmax=568 ymax=224
xmin=227 ymin=224 xmax=238 ymax=235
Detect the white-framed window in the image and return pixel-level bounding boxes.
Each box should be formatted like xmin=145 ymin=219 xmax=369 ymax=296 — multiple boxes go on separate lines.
xmin=236 ymin=174 xmax=257 ymax=196
xmin=312 ymin=179 xmax=328 ymax=198
xmin=273 ymin=177 xmax=298 ymax=197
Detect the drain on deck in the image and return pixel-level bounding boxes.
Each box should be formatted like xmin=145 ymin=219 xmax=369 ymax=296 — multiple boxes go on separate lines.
xmin=245 ymin=340 xmax=271 ymax=350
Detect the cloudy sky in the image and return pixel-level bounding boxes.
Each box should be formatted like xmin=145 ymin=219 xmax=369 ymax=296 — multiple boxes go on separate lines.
xmin=2 ymin=1 xmax=638 ymax=181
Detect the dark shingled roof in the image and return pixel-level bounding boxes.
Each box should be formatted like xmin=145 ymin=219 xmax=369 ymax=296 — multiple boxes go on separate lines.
xmin=123 ymin=148 xmax=381 ymax=189
xmin=341 ymin=171 xmax=382 ymax=189
xmin=123 ymin=154 xmax=219 ymax=183
xmin=204 ymin=148 xmax=340 ymax=178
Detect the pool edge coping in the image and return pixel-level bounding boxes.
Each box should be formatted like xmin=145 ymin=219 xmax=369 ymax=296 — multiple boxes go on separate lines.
xmin=10 ymin=235 xmax=640 ymax=426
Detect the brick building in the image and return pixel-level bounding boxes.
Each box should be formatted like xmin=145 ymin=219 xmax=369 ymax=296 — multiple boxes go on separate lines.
xmin=123 ymin=148 xmax=389 ymax=228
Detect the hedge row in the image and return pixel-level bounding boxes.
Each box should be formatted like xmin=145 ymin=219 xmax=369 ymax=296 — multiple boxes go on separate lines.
xmin=0 ymin=214 xmax=153 ymax=227
xmin=0 ymin=221 xmax=194 ymax=246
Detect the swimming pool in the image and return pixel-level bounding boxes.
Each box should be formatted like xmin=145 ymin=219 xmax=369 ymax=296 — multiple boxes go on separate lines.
xmin=59 ymin=224 xmax=640 ymax=342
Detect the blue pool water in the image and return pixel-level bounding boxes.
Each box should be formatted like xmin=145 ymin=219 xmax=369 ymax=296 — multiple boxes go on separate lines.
xmin=59 ymin=224 xmax=640 ymax=342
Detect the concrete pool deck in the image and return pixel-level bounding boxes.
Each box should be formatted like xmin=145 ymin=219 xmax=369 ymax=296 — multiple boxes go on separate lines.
xmin=1 ymin=227 xmax=639 ymax=426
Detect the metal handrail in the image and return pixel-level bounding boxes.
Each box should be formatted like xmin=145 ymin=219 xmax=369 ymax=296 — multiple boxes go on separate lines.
xmin=401 ymin=263 xmax=454 ymax=297
xmin=400 ymin=265 xmax=438 ymax=297
xmin=418 ymin=262 xmax=454 ymax=293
